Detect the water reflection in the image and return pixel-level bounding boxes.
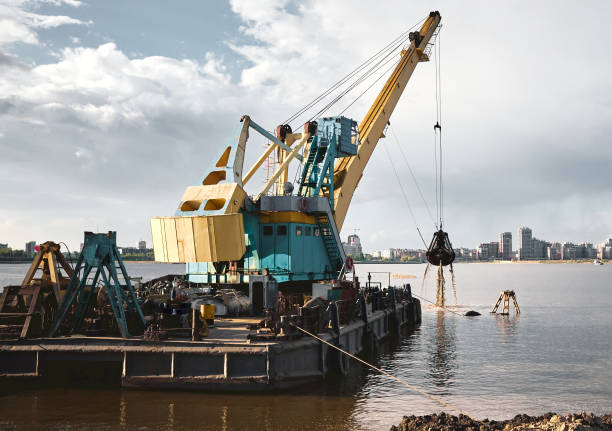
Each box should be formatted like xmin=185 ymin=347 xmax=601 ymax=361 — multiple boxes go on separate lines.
xmin=1 ymin=387 xmax=363 ymax=431
xmin=494 ymin=313 xmax=520 ymax=337
xmin=426 ymin=311 xmax=457 ymax=394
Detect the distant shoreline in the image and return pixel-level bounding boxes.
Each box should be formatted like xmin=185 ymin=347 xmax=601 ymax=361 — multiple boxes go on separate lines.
xmin=355 ymin=259 xmax=608 ymax=265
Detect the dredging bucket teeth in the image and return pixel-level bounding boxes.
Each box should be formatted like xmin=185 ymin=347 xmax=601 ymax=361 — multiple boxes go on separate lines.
xmin=426 ymin=229 xmax=455 ymax=266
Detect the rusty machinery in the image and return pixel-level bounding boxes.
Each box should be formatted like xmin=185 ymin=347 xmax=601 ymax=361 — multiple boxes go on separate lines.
xmin=491 ymin=290 xmax=521 ymax=315
xmin=0 ymin=242 xmax=73 ymax=339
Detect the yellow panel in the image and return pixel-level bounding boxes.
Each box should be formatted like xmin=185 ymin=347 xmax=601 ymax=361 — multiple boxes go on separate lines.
xmin=210 ymin=213 xmax=246 ymax=261
xmin=163 ymin=218 xmax=179 ymax=263
xmin=193 ymin=217 xmax=212 ymax=262
xmin=259 ymin=212 xmax=316 ymax=224
xmin=151 ymin=213 xmax=245 ymax=263
xmin=178 ymin=183 xmax=247 ymax=215
xmin=175 ymin=217 xmax=196 ymax=262
xmin=150 ymin=218 xmax=167 ymax=262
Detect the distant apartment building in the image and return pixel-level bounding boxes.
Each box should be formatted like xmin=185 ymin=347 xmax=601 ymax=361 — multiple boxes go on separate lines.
xmin=579 ymin=242 xmax=597 ymax=259
xmin=455 ymin=247 xmax=477 ymax=261
xmin=380 ymin=248 xmax=402 ymax=259
xmin=532 ymin=238 xmax=551 ymax=259
xmin=0 ymin=243 xmax=8 ymax=249
xmin=499 ymin=232 xmax=512 ymax=260
xmin=561 ymin=242 xmax=596 ymax=260
xmin=342 ymin=234 xmax=363 ymax=257
xmin=25 ymin=241 xmax=36 ymax=256
xmin=598 ymin=238 xmax=612 ymax=259
xmin=547 ymin=242 xmax=561 ymax=260
xmin=518 ymin=227 xmax=532 ymax=260
xmin=477 ymin=242 xmax=499 ymax=260
xmin=138 ymin=240 xmax=147 ymax=250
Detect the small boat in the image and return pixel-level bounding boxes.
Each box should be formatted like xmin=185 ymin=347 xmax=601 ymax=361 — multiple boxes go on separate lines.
xmin=594 ymin=259 xmax=604 ymax=265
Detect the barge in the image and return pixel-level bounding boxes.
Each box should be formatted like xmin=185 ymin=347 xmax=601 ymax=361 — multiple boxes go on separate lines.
xmin=0 ymin=291 xmax=420 ymax=390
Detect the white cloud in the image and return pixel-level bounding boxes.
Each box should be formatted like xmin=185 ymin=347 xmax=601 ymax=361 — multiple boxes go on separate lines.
xmin=0 ymin=0 xmax=89 ymax=47
xmin=0 ymin=0 xmax=611 ymax=251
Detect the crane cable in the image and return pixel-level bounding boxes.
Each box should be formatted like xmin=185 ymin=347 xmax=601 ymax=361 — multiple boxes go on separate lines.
xmin=433 ymin=28 xmax=444 ymax=229
xmin=382 ymin=140 xmax=428 ymax=249
xmin=280 ymin=17 xmax=427 ymax=128
xmin=389 ymin=124 xmax=436 ymax=228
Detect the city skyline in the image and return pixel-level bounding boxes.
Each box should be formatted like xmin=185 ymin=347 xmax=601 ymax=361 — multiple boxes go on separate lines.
xmin=340 ymin=226 xmax=611 ymax=261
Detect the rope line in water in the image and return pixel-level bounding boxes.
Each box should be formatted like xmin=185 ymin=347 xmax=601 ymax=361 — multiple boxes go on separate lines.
xmin=412 ymin=292 xmax=464 ymax=317
xmin=290 ymin=322 xmax=469 ymax=417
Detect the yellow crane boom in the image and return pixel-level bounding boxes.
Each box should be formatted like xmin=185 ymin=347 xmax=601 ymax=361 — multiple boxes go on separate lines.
xmin=332 ymin=11 xmax=441 ymax=231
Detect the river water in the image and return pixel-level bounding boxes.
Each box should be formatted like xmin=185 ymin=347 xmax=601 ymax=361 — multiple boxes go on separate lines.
xmin=1 ymin=262 xmax=611 ymax=430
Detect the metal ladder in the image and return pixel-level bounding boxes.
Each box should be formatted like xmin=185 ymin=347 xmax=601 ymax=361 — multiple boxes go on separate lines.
xmin=316 ymin=214 xmax=342 ymax=270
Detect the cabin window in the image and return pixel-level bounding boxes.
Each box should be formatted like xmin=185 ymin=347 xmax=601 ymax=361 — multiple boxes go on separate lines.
xmin=263 ymin=226 xmax=273 ymax=236
xmin=277 ymin=225 xmax=287 ymax=236
xmin=314 ymin=227 xmax=320 ymax=237
xmin=296 ymin=226 xmax=303 ymax=236
xmin=305 ymin=226 xmax=312 ymax=236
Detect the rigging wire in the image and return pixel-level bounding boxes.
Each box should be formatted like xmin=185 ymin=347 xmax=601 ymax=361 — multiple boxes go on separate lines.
xmin=433 ymin=27 xmax=444 ymax=229
xmin=280 ymin=17 xmax=427 ymax=127
xmin=388 ymin=125 xmax=436 ymax=228
xmin=338 ymin=57 xmax=401 ymax=116
xmin=305 ymin=42 xmax=405 ymax=125
xmin=382 ymin=140 xmax=428 ymax=248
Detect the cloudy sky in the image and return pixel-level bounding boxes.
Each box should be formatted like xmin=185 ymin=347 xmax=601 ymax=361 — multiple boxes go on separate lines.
xmin=0 ymin=0 xmax=611 ymax=253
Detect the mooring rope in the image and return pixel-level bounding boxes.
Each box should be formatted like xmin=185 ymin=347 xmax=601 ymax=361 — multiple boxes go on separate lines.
xmin=411 ymin=292 xmax=464 ymax=317
xmin=290 ymin=322 xmax=469 ymax=417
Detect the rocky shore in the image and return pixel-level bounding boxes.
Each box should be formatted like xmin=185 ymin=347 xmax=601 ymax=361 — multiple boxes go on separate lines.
xmin=391 ymin=412 xmax=612 ymax=431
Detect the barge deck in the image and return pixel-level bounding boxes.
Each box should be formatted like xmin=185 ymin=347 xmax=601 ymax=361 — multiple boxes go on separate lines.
xmin=0 ymin=300 xmax=421 ymax=391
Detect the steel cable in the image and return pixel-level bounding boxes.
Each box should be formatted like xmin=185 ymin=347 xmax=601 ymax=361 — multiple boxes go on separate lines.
xmin=289 ymin=322 xmax=469 ymax=417
xmin=281 ymin=17 xmax=427 ymax=127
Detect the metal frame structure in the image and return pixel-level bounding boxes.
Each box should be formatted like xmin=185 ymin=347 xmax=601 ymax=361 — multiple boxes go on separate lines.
xmin=50 ymin=232 xmax=146 ymax=338
xmin=0 ymin=242 xmax=72 ymax=339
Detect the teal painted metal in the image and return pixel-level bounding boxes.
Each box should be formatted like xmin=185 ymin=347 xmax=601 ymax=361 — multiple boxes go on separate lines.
xmin=175 ymin=119 xmax=247 ymax=217
xmin=49 ymin=232 xmax=145 ymax=338
xmin=183 ymin=115 xmax=358 ymax=285
xmin=186 ymin=218 xmax=335 ymax=284
xmin=248 ymin=118 xmax=301 ymax=159
xmin=298 ymin=116 xmax=358 ymax=209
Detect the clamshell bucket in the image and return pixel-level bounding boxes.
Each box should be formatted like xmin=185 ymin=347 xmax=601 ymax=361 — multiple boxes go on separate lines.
xmin=426 ymin=229 xmax=455 ymax=266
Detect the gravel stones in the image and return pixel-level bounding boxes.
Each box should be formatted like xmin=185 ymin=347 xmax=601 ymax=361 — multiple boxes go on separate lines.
xmin=391 ymin=411 xmax=612 ymax=431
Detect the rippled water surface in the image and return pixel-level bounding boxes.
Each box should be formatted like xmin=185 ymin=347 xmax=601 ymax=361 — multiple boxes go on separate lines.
xmin=1 ymin=262 xmax=611 ymax=430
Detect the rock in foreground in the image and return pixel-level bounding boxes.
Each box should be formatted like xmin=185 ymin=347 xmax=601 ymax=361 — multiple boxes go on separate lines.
xmin=391 ymin=411 xmax=612 ymax=430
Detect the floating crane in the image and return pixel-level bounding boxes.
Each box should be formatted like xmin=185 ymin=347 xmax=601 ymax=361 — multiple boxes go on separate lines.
xmin=151 ymin=12 xmax=442 ymax=296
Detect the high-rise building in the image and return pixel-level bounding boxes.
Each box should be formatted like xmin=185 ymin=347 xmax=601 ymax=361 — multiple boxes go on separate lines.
xmin=25 ymin=241 xmax=36 ymax=256
xmin=499 ymin=232 xmax=512 ymax=260
xmin=477 ymin=242 xmax=499 ymax=260
xmin=598 ymin=238 xmax=612 ymax=259
xmin=518 ymin=227 xmax=532 ymax=260
xmin=342 ymin=234 xmax=363 ymax=257
xmin=138 ymin=240 xmax=147 ymax=250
